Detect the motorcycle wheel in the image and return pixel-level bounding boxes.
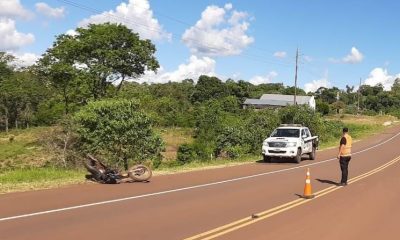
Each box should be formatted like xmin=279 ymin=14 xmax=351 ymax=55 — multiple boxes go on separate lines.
xmin=128 ymin=164 xmax=152 ymax=182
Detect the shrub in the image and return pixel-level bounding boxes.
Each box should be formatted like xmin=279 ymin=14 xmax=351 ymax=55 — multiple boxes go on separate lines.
xmin=73 ymin=99 xmax=164 ymax=170
xmin=279 ymin=105 xmax=324 ymax=136
xmin=316 ymin=100 xmax=330 ymax=115
xmin=244 ymin=109 xmax=280 ymax=154
xmin=224 ymin=145 xmax=251 ymax=159
xmin=177 ymin=143 xmax=197 ymax=164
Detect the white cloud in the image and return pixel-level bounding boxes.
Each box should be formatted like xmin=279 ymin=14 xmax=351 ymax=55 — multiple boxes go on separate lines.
xmin=35 ymin=2 xmax=65 ymax=19
xmin=249 ymin=71 xmax=278 ymax=85
xmin=273 ymin=51 xmax=286 ymax=59
xmin=364 ymin=68 xmax=400 ymax=90
xmin=138 ymin=55 xmax=216 ymax=83
xmin=304 ymin=78 xmax=332 ymax=93
xmin=330 ymin=47 xmax=364 ymax=64
xmin=0 ymin=18 xmax=35 ymax=51
xmin=0 ymin=0 xmax=33 ymax=19
xmin=342 ymin=47 xmax=364 ymax=63
xmin=10 ymin=52 xmax=40 ymax=68
xmin=304 ymin=55 xmax=313 ymax=62
xmin=224 ymin=3 xmax=233 ymax=10
xmin=182 ymin=4 xmax=254 ymax=56
xmin=66 ymin=29 xmax=78 ymax=36
xmin=78 ymin=0 xmax=171 ymax=41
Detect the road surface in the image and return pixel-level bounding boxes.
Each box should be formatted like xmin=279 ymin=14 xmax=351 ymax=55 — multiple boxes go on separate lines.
xmin=1 ymin=126 xmax=400 ymax=240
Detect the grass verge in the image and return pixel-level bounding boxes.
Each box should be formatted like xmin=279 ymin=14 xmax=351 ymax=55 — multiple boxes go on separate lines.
xmin=0 ymin=168 xmax=86 ymax=194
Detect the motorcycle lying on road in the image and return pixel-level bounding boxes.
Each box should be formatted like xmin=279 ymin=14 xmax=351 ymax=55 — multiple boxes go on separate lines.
xmin=83 ymin=154 xmax=152 ymax=184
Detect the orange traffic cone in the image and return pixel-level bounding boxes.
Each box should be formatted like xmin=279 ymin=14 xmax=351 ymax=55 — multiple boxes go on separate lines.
xmin=303 ymin=168 xmax=314 ymax=199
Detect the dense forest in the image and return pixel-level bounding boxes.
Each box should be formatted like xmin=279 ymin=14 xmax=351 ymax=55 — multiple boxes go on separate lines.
xmin=1 ymin=23 xmax=399 ymax=169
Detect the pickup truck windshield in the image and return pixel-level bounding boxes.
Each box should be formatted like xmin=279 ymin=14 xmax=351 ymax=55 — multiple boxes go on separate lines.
xmin=271 ymin=129 xmax=300 ymax=138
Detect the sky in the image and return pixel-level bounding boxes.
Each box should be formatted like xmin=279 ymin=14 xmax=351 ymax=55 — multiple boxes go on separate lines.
xmin=1 ymin=0 xmax=400 ymax=92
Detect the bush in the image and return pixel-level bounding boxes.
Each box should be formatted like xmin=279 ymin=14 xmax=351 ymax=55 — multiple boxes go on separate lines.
xmin=316 ymin=100 xmax=330 ymax=115
xmin=319 ymin=120 xmax=344 ymax=142
xmin=73 ymin=99 xmax=164 ymax=170
xmin=224 ymin=145 xmax=251 ymax=159
xmin=244 ymin=109 xmax=280 ymax=154
xmin=177 ymin=144 xmax=197 ymax=164
xmin=216 ymin=126 xmax=245 ymax=155
xmin=279 ymin=105 xmax=324 ymax=136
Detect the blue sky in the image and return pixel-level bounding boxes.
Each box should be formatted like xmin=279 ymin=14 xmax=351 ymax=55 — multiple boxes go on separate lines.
xmin=1 ymin=0 xmax=400 ymax=92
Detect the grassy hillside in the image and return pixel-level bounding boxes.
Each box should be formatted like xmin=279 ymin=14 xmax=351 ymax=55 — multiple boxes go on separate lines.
xmin=0 ymin=127 xmax=53 ymax=169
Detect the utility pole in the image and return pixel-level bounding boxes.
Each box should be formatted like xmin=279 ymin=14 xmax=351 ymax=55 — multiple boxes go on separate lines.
xmin=294 ymin=47 xmax=299 ymax=105
xmin=357 ymin=77 xmax=362 ymax=114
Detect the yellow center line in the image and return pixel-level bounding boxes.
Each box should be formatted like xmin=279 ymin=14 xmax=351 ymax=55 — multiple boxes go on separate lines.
xmin=185 ymin=156 xmax=400 ymax=240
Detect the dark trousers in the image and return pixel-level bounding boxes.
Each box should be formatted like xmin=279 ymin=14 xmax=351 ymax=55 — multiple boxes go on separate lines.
xmin=339 ymin=156 xmax=351 ymax=183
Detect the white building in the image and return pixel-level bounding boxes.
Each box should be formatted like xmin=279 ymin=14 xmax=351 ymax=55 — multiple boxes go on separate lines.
xmin=243 ymin=94 xmax=316 ymax=110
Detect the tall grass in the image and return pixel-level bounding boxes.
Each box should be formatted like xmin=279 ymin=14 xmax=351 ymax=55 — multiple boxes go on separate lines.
xmin=0 ymin=168 xmax=85 ymax=193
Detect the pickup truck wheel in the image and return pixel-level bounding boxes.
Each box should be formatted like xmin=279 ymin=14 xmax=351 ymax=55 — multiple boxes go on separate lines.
xmin=309 ymin=146 xmax=316 ymax=160
xmin=263 ymin=155 xmax=271 ymax=163
xmin=295 ymin=148 xmax=302 ymax=164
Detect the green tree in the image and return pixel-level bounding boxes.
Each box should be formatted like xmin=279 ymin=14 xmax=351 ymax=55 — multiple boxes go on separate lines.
xmin=37 ymin=58 xmax=83 ymax=115
xmin=331 ymin=101 xmax=346 ymax=114
xmin=73 ymin=23 xmax=159 ymax=97
xmin=316 ymin=100 xmax=330 ymax=115
xmin=39 ymin=23 xmax=159 ymax=104
xmin=191 ymin=75 xmax=228 ymax=103
xmin=225 ymin=79 xmax=251 ymax=101
xmin=73 ymin=99 xmax=164 ymax=170
xmin=315 ymin=87 xmax=340 ymax=104
xmin=249 ymin=83 xmax=285 ymax=98
xmin=0 ymin=52 xmax=14 ymax=81
xmin=0 ymin=70 xmax=48 ymax=130
xmin=0 ymin=52 xmax=15 ymax=132
xmin=392 ymin=78 xmax=400 ymax=95
xmin=281 ymin=86 xmax=306 ymax=96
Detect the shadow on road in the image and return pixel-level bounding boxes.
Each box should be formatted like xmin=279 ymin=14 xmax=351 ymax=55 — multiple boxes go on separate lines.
xmin=255 ymin=157 xmax=312 ymax=164
xmin=316 ymin=178 xmax=338 ymax=186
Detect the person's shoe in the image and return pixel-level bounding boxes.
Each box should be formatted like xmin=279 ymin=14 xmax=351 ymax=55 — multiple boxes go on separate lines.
xmin=337 ymin=182 xmax=347 ymax=186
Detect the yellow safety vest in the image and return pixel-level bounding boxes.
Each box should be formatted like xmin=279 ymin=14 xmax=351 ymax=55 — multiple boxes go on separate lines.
xmin=340 ymin=134 xmax=352 ymax=156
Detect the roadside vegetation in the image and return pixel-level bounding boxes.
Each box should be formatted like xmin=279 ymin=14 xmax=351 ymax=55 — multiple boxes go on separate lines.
xmin=0 ymin=114 xmax=396 ymax=193
xmin=1 ymin=23 xmax=400 ymax=193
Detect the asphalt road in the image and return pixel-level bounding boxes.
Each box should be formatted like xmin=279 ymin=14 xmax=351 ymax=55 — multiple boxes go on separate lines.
xmin=1 ymin=126 xmax=400 ymax=240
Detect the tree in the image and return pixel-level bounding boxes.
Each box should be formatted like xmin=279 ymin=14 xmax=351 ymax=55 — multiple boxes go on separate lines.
xmin=191 ymin=75 xmax=228 ymax=102
xmin=281 ymin=86 xmax=306 ymax=96
xmin=0 ymin=71 xmax=48 ymax=129
xmin=392 ymin=78 xmax=400 ymax=95
xmin=315 ymin=87 xmax=340 ymax=104
xmin=331 ymin=101 xmax=346 ymax=114
xmin=0 ymin=52 xmax=15 ymax=132
xmin=39 ymin=23 xmax=160 ymax=108
xmin=38 ymin=33 xmax=89 ymax=115
xmin=0 ymin=52 xmax=14 ymax=81
xmin=74 ymin=23 xmax=159 ymax=97
xmin=316 ymin=100 xmax=330 ymax=115
xmin=225 ymin=79 xmax=251 ymax=101
xmin=73 ymin=99 xmax=164 ymax=170
xmin=249 ymin=83 xmax=285 ymax=98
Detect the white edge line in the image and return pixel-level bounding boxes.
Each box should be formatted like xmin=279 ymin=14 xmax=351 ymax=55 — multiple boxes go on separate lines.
xmin=1 ymin=131 xmax=399 ymax=222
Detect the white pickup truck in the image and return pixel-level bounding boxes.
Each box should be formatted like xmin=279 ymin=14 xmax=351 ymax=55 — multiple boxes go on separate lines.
xmin=262 ymin=124 xmax=319 ymax=163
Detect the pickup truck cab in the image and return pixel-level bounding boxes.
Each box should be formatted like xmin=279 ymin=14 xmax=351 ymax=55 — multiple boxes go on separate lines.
xmin=262 ymin=124 xmax=318 ymax=163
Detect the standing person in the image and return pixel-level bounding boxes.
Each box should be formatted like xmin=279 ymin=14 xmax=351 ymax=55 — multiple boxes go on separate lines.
xmin=337 ymin=127 xmax=352 ymax=186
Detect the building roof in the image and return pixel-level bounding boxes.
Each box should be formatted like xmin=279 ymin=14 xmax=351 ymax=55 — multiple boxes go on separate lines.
xmin=243 ymin=98 xmax=294 ymax=107
xmin=260 ymin=94 xmax=312 ymax=105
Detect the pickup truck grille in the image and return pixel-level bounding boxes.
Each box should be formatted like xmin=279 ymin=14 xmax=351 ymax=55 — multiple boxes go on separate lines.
xmin=269 ymin=142 xmax=286 ymax=148
xmin=269 ymin=150 xmax=286 ymax=154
